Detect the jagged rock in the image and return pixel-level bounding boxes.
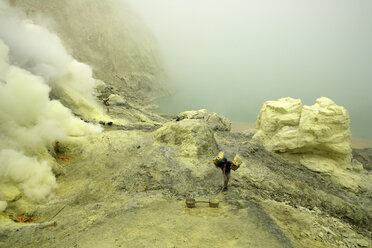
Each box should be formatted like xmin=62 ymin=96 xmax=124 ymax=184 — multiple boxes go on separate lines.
xmin=108 ymin=94 xmax=124 ymax=102
xmin=255 ymin=97 xmax=302 ymax=134
xmin=352 ymin=148 xmax=372 ymax=171
xmin=93 ymin=79 xmax=114 ymax=99
xmin=176 ymin=109 xmax=231 ymax=131
xmin=94 ymin=80 xmax=108 ymax=94
xmin=154 ymin=120 xmax=218 ymax=158
xmin=350 ymin=159 xmax=364 ymax=172
xmin=254 ymin=97 xmax=352 ymax=171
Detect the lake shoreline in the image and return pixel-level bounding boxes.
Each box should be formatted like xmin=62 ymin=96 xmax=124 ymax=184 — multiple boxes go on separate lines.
xmin=231 ymin=121 xmax=372 ymax=149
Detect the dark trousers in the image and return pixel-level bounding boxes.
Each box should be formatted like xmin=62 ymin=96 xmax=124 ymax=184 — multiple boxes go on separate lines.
xmin=223 ymin=172 xmax=230 ymax=188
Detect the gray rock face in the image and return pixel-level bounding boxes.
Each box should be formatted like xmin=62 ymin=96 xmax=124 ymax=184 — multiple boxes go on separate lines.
xmin=1 ymin=2 xmax=372 ymax=248
xmin=12 ymin=0 xmax=169 ymax=103
xmin=177 ymin=109 xmax=231 ymax=131
xmin=353 ymin=148 xmax=372 ymax=171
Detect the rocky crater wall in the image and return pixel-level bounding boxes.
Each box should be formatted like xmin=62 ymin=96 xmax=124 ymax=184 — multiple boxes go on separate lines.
xmin=10 ymin=0 xmax=169 ymax=103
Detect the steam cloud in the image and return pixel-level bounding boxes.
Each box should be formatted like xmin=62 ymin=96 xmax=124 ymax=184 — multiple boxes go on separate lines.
xmin=128 ymin=0 xmax=372 ymax=138
xmin=0 ymin=2 xmax=102 ymax=210
xmin=0 ymin=1 xmax=97 ymax=101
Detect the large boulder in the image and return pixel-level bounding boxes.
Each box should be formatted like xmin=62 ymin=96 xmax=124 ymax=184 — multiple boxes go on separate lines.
xmin=254 ymin=97 xmax=352 ymax=171
xmin=176 ymin=109 xmax=231 ymax=131
xmin=255 ymin=97 xmax=302 ymax=134
xmin=154 ymin=120 xmax=218 ymax=158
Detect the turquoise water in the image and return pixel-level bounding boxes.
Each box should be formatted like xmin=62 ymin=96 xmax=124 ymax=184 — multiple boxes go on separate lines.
xmin=154 ymin=87 xmax=371 ymax=139
xmin=130 ymin=0 xmax=372 ymax=139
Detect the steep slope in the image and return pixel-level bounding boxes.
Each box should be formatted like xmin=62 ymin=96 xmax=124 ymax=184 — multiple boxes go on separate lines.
xmin=1 ymin=119 xmax=371 ymax=247
xmin=9 ymin=0 xmax=169 ymax=103
xmin=0 ymin=1 xmax=371 ymax=248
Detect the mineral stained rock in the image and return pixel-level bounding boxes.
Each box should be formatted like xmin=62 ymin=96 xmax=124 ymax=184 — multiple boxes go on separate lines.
xmin=254 ymin=97 xmax=352 ymax=171
xmin=108 ymin=94 xmax=124 ymax=103
xmin=155 ymin=119 xmax=218 ymax=158
xmin=11 ymin=0 xmax=168 ymax=103
xmin=177 ymin=109 xmax=231 ymax=131
xmin=255 ymin=97 xmax=303 ymax=134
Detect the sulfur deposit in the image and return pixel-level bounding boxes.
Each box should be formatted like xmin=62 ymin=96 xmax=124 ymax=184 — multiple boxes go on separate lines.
xmin=155 ymin=119 xmax=218 ymax=158
xmin=0 ymin=33 xmax=101 ymax=208
xmin=1 ymin=2 xmax=372 ymax=248
xmin=254 ymin=97 xmax=352 ymax=172
xmin=176 ymin=109 xmax=231 ymax=131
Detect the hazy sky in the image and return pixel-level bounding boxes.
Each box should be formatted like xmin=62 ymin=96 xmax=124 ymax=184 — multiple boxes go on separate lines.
xmin=126 ymin=0 xmax=372 ymax=138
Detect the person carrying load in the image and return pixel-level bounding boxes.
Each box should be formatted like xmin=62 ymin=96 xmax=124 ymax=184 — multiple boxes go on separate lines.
xmin=212 ymin=152 xmax=242 ymax=190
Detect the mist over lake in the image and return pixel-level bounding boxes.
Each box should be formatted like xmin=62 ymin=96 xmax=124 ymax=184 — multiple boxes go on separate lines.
xmin=128 ymin=0 xmax=372 ymax=139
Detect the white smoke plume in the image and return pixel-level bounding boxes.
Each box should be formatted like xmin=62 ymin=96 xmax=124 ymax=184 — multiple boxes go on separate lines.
xmin=0 ymin=149 xmax=57 ymax=203
xmin=0 ymin=2 xmax=102 ymax=211
xmin=0 ymin=1 xmax=96 ymax=98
